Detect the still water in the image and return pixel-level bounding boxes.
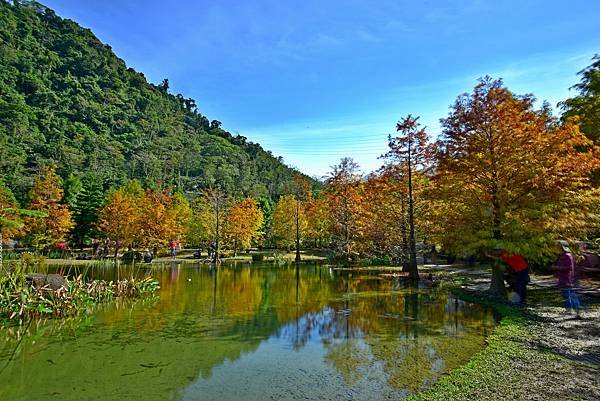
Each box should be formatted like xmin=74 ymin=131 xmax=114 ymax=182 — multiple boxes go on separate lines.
xmin=0 ymin=262 xmax=495 ymax=401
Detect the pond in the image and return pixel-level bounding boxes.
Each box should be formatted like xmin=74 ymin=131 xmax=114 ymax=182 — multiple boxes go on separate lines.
xmin=0 ymin=262 xmax=495 ymax=401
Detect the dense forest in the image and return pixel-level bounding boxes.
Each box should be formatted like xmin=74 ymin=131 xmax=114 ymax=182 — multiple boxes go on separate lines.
xmin=0 ymin=0 xmax=309 ymax=203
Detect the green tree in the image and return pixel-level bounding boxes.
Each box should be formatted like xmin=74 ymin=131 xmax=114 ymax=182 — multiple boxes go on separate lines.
xmin=72 ymin=174 xmax=104 ymax=246
xmin=63 ymin=174 xmax=83 ymax=209
xmin=561 ymin=55 xmax=600 ymax=145
xmin=561 ymin=55 xmax=600 ymax=189
xmin=0 ymin=1 xmax=313 ymax=205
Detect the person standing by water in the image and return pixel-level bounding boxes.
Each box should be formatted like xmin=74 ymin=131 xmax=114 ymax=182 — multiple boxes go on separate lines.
xmin=487 ymin=248 xmax=530 ymax=304
xmin=169 ymin=239 xmax=178 ymax=259
xmin=143 ymin=249 xmax=153 ymax=264
xmin=553 ymin=241 xmax=581 ymax=318
xmin=208 ymin=241 xmax=215 ymax=259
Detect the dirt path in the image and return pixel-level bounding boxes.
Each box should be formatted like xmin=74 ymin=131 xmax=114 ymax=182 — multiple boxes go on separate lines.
xmin=432 ymin=264 xmax=600 ymax=365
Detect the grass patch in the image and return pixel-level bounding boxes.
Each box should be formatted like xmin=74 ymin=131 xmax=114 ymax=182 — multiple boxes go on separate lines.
xmin=1 ymin=257 xmax=159 ymax=324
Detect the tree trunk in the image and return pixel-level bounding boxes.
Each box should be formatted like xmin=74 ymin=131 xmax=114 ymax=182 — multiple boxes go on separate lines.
xmin=407 ymin=140 xmax=419 ymax=281
xmin=489 ymin=189 xmax=505 ymax=296
xmin=489 ymin=262 xmax=507 ymax=298
xmin=295 ymin=201 xmax=301 ymax=262
xmin=214 ymin=202 xmax=220 ymax=264
xmin=400 ymin=197 xmax=409 ymax=272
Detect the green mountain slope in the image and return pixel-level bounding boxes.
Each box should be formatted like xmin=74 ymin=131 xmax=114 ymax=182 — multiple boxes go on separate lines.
xmin=0 ymin=0 xmax=307 ymax=202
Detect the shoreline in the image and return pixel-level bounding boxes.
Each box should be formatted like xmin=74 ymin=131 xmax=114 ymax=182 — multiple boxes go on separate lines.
xmin=408 ymin=266 xmax=600 ymax=400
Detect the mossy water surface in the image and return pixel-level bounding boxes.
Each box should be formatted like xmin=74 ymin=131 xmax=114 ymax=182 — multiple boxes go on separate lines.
xmin=0 ymin=263 xmax=496 ymax=401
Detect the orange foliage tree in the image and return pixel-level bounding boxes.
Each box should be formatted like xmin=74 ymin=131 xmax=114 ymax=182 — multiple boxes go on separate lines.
xmin=98 ymin=183 xmax=192 ymax=257
xmin=223 ymin=197 xmax=263 ymax=257
xmin=354 ymin=172 xmax=405 ymax=260
xmin=434 ymin=77 xmax=600 ymax=295
xmin=304 ymin=195 xmax=331 ymax=248
xmin=25 ymin=166 xmax=74 ymax=252
xmin=0 ymin=180 xmax=46 ymax=268
xmin=325 ymin=158 xmax=363 ymax=263
xmin=97 ymin=183 xmax=142 ymax=257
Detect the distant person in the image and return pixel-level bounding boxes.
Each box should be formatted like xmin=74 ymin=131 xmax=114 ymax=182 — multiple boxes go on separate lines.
xmin=102 ymin=238 xmax=110 ymax=258
xmin=553 ymin=241 xmax=581 ymax=318
xmin=143 ymin=249 xmax=153 ymax=264
xmin=169 ymin=239 xmax=178 ymax=259
xmin=92 ymin=239 xmax=100 ymax=258
xmin=56 ymin=241 xmax=67 ymax=257
xmin=193 ymin=248 xmax=202 ymax=259
xmin=487 ymin=248 xmax=529 ymax=304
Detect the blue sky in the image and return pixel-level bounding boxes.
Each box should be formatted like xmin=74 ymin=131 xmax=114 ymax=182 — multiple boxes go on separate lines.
xmin=43 ymin=0 xmax=600 ymax=178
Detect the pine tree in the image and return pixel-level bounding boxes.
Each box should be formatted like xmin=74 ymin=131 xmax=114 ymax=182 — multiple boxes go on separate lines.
xmin=72 ymin=174 xmax=105 ymax=246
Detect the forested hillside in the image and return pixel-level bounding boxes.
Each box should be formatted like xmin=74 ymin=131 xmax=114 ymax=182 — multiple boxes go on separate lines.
xmin=0 ymin=0 xmax=306 ymax=203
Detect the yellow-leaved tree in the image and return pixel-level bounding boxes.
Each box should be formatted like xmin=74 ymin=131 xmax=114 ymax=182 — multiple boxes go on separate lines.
xmin=97 ymin=183 xmax=142 ymax=257
xmin=304 ymin=195 xmax=331 ymax=248
xmin=188 ymin=188 xmax=229 ymax=263
xmin=223 ymin=197 xmax=263 ymax=256
xmin=138 ymin=188 xmax=191 ymax=255
xmin=272 ymin=195 xmax=307 ymax=251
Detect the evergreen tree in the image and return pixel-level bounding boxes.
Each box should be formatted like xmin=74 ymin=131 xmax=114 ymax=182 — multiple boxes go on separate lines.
xmin=72 ymin=174 xmax=104 ymax=246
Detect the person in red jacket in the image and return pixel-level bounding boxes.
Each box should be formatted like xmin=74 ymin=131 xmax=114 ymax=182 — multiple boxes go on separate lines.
xmin=487 ymin=248 xmax=530 ymax=304
xmin=169 ymin=239 xmax=178 ymax=259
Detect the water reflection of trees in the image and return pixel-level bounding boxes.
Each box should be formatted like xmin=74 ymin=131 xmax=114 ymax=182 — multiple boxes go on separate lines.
xmin=274 ymin=271 xmax=495 ymax=393
xmin=1 ymin=263 xmax=495 ymax=400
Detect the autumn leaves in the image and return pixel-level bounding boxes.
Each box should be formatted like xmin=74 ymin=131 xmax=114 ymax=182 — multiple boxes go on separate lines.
xmin=433 ymin=78 xmax=599 ymax=261
xmin=303 ymin=77 xmax=599 ymax=270
xmin=2 ymin=77 xmax=598 ymax=266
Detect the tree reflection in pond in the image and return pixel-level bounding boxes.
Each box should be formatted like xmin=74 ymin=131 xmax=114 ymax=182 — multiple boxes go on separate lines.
xmin=0 ymin=263 xmax=494 ymax=401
